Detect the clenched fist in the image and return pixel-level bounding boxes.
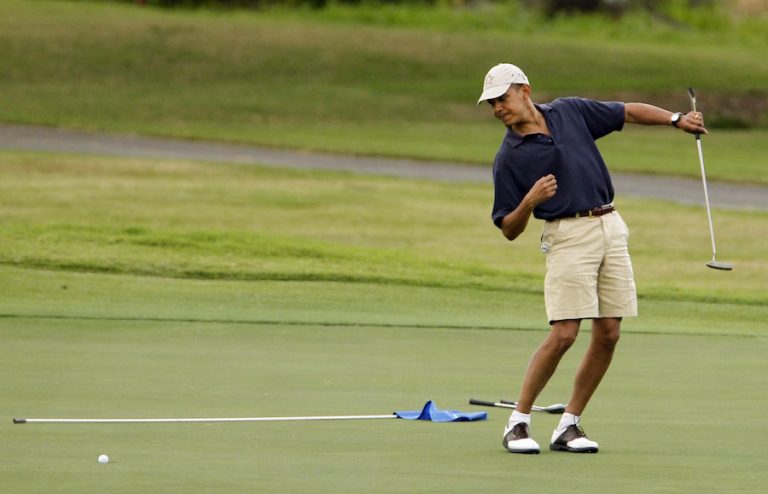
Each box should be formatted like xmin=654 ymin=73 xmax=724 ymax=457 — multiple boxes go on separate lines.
xmin=527 ymin=174 xmax=557 ymax=206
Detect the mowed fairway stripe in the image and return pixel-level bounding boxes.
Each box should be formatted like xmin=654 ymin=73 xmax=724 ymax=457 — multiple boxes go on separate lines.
xmin=0 ymin=312 xmax=763 ymax=339
xmin=0 ymin=313 xmax=535 ymax=333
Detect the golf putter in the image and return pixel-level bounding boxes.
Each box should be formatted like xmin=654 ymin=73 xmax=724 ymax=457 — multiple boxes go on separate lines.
xmin=468 ymin=398 xmax=566 ymax=414
xmin=687 ymin=87 xmax=734 ymax=271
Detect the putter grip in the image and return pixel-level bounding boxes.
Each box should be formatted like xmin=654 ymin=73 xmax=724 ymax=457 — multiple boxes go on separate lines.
xmin=687 ymin=86 xmax=701 ymax=139
xmin=13 ymin=418 xmax=27 ymax=424
xmin=468 ymin=399 xmax=496 ymax=407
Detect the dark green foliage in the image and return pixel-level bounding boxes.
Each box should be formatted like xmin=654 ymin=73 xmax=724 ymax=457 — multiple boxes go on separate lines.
xmin=128 ymin=0 xmax=438 ymax=9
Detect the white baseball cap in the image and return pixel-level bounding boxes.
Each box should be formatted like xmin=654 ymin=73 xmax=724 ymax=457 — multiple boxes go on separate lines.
xmin=477 ymin=63 xmax=530 ymax=105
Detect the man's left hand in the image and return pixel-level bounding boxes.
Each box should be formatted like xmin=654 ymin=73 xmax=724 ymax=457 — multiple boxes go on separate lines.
xmin=680 ymin=111 xmax=708 ymax=135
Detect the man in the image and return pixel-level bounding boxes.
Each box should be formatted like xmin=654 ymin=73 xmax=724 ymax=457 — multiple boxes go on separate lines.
xmin=477 ymin=63 xmax=707 ymax=454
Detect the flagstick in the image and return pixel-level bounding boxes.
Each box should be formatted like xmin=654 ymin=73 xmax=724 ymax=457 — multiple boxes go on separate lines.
xmin=14 ymin=414 xmax=398 ymax=424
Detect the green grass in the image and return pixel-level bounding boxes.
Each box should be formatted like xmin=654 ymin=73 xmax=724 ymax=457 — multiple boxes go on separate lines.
xmin=2 ymin=151 xmax=767 ymax=303
xmin=4 ymin=265 xmax=767 ymax=337
xmin=1 ymin=0 xmax=767 ymax=182
xmin=305 ymin=1 xmax=768 ymax=48
xmin=1 ymin=3 xmax=767 ymax=486
xmin=1 ymin=149 xmax=766 ymax=492
xmin=2 ymin=270 xmax=767 ymax=493
xmin=599 ymin=126 xmax=768 ymax=183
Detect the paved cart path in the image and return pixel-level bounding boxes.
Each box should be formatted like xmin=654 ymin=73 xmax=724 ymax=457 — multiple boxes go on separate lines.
xmin=1 ymin=123 xmax=766 ymax=210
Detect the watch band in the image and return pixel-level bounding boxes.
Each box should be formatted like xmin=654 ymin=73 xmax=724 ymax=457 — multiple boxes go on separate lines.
xmin=671 ymin=112 xmax=684 ymax=128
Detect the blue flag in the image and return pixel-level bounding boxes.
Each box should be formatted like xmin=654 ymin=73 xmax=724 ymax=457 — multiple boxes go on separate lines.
xmin=395 ymin=400 xmax=486 ymax=422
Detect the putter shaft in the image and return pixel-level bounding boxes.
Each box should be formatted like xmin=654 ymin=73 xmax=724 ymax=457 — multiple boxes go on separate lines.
xmin=688 ymin=87 xmax=733 ymax=271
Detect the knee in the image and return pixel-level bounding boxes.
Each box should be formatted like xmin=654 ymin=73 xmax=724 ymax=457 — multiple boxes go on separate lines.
xmin=555 ymin=331 xmax=578 ymax=351
xmin=599 ymin=329 xmax=620 ymax=349
xmin=593 ymin=321 xmax=621 ymax=349
xmin=547 ymin=324 xmax=579 ymax=354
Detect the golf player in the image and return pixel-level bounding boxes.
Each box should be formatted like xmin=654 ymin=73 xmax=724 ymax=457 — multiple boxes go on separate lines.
xmin=478 ymin=63 xmax=707 ymax=454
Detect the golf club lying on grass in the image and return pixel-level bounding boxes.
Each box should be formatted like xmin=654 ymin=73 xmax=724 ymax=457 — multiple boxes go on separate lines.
xmin=687 ymin=87 xmax=734 ymax=271
xmin=12 ymin=400 xmax=486 ymax=424
xmin=469 ymin=398 xmax=566 ymax=414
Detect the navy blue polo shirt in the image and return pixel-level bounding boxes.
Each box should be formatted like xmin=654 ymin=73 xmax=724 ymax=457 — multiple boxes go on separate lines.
xmin=491 ymin=97 xmax=625 ymax=226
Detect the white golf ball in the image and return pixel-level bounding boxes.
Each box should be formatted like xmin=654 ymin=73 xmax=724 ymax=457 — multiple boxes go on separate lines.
xmin=97 ymin=454 xmax=109 ymax=464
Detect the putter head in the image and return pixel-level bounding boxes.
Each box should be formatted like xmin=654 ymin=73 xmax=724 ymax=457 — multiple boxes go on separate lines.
xmin=707 ymin=260 xmax=734 ymax=271
xmin=542 ymin=404 xmax=567 ymax=414
xmin=498 ymin=400 xmax=567 ymax=414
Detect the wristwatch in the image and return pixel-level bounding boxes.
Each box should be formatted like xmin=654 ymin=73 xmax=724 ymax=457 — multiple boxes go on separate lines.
xmin=670 ymin=112 xmax=684 ymax=128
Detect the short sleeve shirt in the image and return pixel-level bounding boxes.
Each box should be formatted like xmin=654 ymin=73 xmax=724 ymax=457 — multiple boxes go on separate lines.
xmin=491 ymin=98 xmax=625 ymax=226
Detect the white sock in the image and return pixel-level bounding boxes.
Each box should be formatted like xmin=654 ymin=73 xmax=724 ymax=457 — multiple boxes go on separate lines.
xmin=509 ymin=411 xmax=531 ymax=426
xmin=556 ymin=412 xmax=578 ymax=433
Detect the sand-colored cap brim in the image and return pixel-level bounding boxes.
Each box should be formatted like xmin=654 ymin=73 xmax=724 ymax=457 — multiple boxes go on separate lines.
xmin=477 ymin=83 xmax=511 ymax=105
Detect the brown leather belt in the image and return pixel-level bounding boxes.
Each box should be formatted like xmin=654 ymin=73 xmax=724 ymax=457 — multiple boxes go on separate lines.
xmin=574 ymin=205 xmax=615 ymax=218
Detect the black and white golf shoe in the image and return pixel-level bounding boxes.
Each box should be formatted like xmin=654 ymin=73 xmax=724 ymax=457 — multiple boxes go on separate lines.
xmin=550 ymin=424 xmax=599 ymax=453
xmin=502 ymin=422 xmax=540 ymax=454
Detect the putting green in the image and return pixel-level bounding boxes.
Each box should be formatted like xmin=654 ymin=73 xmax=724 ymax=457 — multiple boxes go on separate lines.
xmin=1 ymin=268 xmax=766 ymax=493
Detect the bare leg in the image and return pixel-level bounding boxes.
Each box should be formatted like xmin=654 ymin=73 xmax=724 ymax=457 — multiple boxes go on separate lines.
xmin=565 ymin=317 xmax=621 ymax=415
xmin=515 ymin=319 xmax=580 ymax=413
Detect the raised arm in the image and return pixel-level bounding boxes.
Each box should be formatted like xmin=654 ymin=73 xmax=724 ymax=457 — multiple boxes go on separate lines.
xmin=624 ymin=102 xmax=708 ymax=135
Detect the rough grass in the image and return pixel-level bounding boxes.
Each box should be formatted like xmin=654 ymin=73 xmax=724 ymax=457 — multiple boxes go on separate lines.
xmin=1 ymin=151 xmax=766 ymax=304
xmin=1 ymin=0 xmax=767 ymax=182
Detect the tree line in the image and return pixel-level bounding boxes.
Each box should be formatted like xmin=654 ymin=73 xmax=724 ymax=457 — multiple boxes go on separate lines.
xmin=129 ymin=0 xmax=696 ymax=17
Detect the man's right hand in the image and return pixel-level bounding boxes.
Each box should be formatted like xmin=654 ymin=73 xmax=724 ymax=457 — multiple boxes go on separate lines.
xmin=500 ymin=174 xmax=558 ymax=242
xmin=527 ymin=174 xmax=557 ymax=206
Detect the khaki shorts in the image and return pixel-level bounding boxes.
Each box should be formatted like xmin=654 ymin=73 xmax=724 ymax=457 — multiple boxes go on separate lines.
xmin=540 ymin=211 xmax=637 ymax=323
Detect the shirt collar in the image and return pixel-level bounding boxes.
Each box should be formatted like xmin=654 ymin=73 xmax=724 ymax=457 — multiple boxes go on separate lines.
xmin=504 ymin=103 xmax=553 ymax=147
